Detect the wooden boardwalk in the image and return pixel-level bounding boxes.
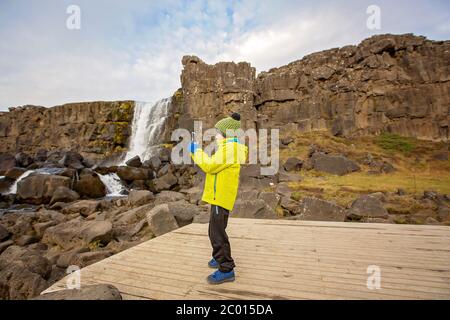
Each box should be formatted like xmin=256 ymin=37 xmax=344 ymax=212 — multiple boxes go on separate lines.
xmin=43 ymin=218 xmax=450 ymax=300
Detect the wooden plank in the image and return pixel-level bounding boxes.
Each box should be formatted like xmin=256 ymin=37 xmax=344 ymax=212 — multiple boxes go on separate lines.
xmin=43 ymin=218 xmax=450 ymax=300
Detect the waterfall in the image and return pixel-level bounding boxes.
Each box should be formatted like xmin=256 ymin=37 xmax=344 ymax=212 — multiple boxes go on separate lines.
xmin=98 ymin=173 xmax=126 ymax=196
xmin=123 ymin=98 xmax=171 ymax=163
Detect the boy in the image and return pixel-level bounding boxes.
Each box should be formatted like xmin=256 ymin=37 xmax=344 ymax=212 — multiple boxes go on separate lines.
xmin=189 ymin=113 xmax=248 ymax=284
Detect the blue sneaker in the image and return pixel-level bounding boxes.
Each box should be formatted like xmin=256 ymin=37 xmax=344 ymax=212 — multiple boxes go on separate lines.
xmin=207 ymin=270 xmax=235 ymax=284
xmin=208 ymin=258 xmax=219 ymax=268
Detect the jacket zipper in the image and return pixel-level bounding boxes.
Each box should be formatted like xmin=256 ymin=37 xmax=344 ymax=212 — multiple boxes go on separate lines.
xmin=213 ymin=174 xmax=217 ymax=200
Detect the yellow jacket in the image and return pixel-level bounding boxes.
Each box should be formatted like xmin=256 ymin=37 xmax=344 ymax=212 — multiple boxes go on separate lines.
xmin=191 ymin=138 xmax=248 ymax=211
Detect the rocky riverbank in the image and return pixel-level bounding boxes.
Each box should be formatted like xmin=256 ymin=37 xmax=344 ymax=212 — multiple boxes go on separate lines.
xmin=1 ymin=130 xmax=449 ymax=299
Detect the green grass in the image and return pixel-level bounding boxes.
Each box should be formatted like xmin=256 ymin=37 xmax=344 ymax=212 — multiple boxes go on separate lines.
xmin=375 ymin=132 xmax=415 ymax=154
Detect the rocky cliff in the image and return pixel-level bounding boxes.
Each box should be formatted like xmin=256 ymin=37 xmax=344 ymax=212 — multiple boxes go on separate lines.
xmin=0 ymin=101 xmax=134 ymax=160
xmin=0 ymin=33 xmax=448 ymax=162
xmin=177 ymin=34 xmax=449 ymax=141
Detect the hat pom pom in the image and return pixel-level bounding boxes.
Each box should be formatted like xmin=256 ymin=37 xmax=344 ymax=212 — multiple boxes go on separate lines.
xmin=231 ymin=112 xmax=241 ymax=121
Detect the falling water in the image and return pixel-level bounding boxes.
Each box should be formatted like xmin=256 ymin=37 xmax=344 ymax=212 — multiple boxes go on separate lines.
xmin=123 ymin=98 xmax=171 ymax=163
xmin=98 ymin=173 xmax=126 ymax=196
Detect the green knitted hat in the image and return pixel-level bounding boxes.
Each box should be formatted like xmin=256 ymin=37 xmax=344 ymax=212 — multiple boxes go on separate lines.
xmin=214 ymin=113 xmax=241 ymax=136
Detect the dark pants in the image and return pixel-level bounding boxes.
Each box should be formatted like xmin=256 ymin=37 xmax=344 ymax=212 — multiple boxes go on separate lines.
xmin=209 ymin=205 xmax=235 ymax=273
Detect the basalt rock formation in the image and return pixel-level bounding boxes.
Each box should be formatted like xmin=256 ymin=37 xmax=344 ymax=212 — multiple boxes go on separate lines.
xmin=0 ymin=101 xmax=135 ymax=161
xmin=0 ymin=34 xmax=448 ymax=162
xmin=176 ymin=34 xmax=449 ymax=141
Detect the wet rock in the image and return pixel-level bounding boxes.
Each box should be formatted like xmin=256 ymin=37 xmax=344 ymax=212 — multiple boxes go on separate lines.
xmin=74 ymin=169 xmax=106 ymax=198
xmin=35 ymin=284 xmax=122 ymax=300
xmin=117 ymin=166 xmax=150 ymax=182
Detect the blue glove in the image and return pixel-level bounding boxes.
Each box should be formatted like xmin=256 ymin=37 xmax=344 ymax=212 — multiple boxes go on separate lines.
xmin=189 ymin=142 xmax=199 ymax=153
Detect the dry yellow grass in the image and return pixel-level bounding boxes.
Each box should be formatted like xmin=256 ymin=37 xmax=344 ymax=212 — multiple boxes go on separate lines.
xmin=280 ymin=131 xmax=450 ymax=207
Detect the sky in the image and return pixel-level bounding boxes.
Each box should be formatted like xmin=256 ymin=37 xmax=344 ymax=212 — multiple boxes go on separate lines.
xmin=0 ymin=0 xmax=449 ymax=111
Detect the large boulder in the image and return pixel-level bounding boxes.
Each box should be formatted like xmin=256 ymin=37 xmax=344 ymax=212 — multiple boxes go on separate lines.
xmin=346 ymin=195 xmax=389 ymax=220
xmin=310 ymin=152 xmax=360 ymax=176
xmin=42 ymin=219 xmax=112 ymax=250
xmin=146 ymin=204 xmax=179 ymax=236
xmin=117 ymin=166 xmax=150 ymax=182
xmin=74 ymin=170 xmax=106 ymax=198
xmin=0 ymin=245 xmax=52 ymax=279
xmin=294 ymin=197 xmax=346 ymax=221
xmin=16 ymin=174 xmax=71 ymax=204
xmin=50 ymin=186 xmax=80 ymax=205
xmin=35 ymin=284 xmax=122 ymax=300
xmin=232 ymin=199 xmax=278 ymax=219
xmin=127 ymin=190 xmax=154 ymax=207
xmin=0 ymin=261 xmax=49 ymax=300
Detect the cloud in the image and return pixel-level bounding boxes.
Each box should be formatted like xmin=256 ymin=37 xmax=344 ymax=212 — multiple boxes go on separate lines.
xmin=0 ymin=0 xmax=449 ymax=110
